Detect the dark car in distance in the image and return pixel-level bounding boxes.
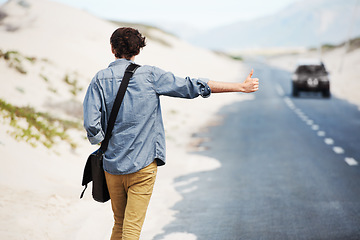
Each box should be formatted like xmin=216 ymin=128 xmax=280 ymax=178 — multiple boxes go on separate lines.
xmin=291 ymin=59 xmax=330 ymax=98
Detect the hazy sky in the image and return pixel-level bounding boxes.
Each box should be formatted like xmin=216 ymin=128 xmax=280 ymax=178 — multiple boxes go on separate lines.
xmin=0 ymin=0 xmax=299 ymax=30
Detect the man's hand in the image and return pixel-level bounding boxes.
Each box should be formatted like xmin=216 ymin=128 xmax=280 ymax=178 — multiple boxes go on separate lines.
xmin=241 ymin=69 xmax=259 ymax=93
xmin=207 ymin=69 xmax=260 ymax=93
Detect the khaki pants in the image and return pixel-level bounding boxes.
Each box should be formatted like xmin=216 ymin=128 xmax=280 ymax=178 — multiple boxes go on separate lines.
xmin=105 ymin=161 xmax=157 ymax=240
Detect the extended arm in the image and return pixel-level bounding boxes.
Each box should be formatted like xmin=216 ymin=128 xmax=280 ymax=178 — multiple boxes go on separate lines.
xmin=207 ymin=69 xmax=259 ymax=93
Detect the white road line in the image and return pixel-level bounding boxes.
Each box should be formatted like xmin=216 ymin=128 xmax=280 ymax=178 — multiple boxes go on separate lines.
xmin=295 ymin=110 xmax=306 ymax=117
xmin=295 ymin=109 xmax=303 ymax=115
xmin=345 ymin=157 xmax=359 ymax=166
xmin=333 ymin=146 xmax=345 ymax=154
xmin=317 ymin=131 xmax=326 ymax=137
xmin=276 ymin=84 xmax=285 ymax=96
xmin=284 ymin=100 xmax=357 ymax=168
xmin=285 ymin=99 xmax=295 ymax=109
xmin=296 ymin=112 xmax=305 ymax=117
xmin=299 ymin=114 xmax=307 ymax=119
xmin=312 ymin=125 xmax=319 ymax=130
xmin=306 ymin=120 xmax=314 ymax=125
xmin=295 ymin=111 xmax=308 ymax=120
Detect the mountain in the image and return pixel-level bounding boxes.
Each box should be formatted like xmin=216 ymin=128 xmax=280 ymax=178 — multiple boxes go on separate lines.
xmin=187 ymin=0 xmax=360 ymax=51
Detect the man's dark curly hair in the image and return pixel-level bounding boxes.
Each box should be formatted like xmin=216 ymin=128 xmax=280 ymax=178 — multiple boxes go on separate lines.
xmin=110 ymin=27 xmax=146 ymax=59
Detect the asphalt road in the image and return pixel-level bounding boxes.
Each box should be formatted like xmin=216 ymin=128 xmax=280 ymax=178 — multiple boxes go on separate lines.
xmin=153 ymin=62 xmax=360 ymax=240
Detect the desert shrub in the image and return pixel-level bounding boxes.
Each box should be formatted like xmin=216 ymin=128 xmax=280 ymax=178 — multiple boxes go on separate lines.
xmin=0 ymin=50 xmax=38 ymax=74
xmin=0 ymin=98 xmax=81 ymax=149
xmin=64 ymin=74 xmax=83 ymax=96
xmin=310 ymin=36 xmax=360 ymax=52
xmin=230 ymin=55 xmax=243 ymax=61
xmin=348 ymin=37 xmax=360 ymax=52
xmin=39 ymin=73 xmax=49 ymax=82
xmin=322 ymin=44 xmax=337 ymax=51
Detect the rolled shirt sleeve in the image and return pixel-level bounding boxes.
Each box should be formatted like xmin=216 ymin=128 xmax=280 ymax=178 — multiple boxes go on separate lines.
xmin=151 ymin=66 xmax=211 ymax=98
xmin=197 ymin=78 xmax=211 ymax=98
xmin=83 ymin=78 xmax=105 ymax=145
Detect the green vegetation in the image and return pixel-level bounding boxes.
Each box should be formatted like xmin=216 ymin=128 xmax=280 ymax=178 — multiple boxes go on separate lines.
xmin=63 ymin=74 xmax=83 ymax=96
xmin=0 ymin=49 xmax=87 ymax=149
xmin=169 ymin=109 xmax=178 ymax=115
xmin=39 ymin=73 xmax=49 ymax=82
xmin=309 ymin=36 xmax=360 ymax=52
xmin=322 ymin=43 xmax=337 ymax=51
xmin=309 ymin=43 xmax=338 ymax=52
xmin=47 ymin=86 xmax=58 ymax=94
xmin=0 ymin=98 xmax=82 ymax=149
xmin=213 ymin=50 xmax=243 ymax=61
xmin=0 ymin=49 xmax=37 ymax=74
xmin=15 ymin=87 xmax=25 ymax=94
xmin=347 ymin=36 xmax=360 ymax=52
xmin=230 ymin=55 xmax=243 ymax=61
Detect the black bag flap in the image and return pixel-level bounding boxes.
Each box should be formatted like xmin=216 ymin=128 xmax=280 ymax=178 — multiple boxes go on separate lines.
xmin=81 ymin=149 xmax=102 ymax=186
xmin=81 ymin=154 xmax=93 ymax=186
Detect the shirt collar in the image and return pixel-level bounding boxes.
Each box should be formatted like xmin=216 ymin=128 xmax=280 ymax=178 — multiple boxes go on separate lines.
xmin=108 ymin=58 xmax=135 ymax=68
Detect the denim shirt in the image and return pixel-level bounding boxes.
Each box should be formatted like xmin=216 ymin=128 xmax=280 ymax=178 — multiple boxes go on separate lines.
xmin=83 ymin=59 xmax=211 ymax=175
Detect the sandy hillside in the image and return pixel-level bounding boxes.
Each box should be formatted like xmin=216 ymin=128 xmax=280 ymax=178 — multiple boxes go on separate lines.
xmin=0 ymin=0 xmax=253 ymax=240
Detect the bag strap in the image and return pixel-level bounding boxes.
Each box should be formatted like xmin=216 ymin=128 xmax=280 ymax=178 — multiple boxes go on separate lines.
xmin=100 ymin=63 xmax=140 ymax=152
xmin=80 ymin=63 xmax=139 ymax=200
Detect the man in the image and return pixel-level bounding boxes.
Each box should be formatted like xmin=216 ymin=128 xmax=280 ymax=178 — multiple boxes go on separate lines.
xmin=83 ymin=27 xmax=259 ymax=240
